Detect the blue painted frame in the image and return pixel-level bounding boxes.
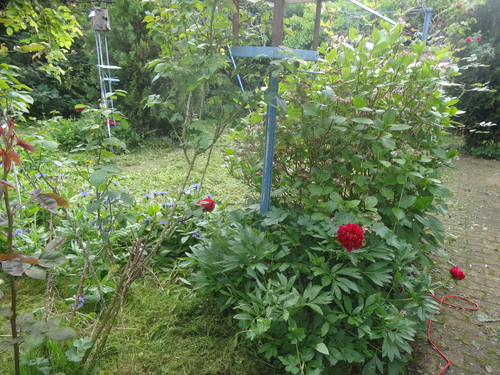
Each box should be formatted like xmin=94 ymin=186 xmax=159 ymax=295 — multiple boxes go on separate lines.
xmin=231 ymin=46 xmax=318 ymax=214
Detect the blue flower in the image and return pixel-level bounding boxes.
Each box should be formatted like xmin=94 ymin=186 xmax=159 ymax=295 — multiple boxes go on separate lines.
xmin=12 ymin=229 xmax=23 ymax=235
xmin=189 ymin=183 xmax=201 ymax=189
xmin=76 ymin=295 xmax=85 ymax=309
xmin=163 ymin=202 xmax=174 ymax=207
xmin=143 ymin=217 xmax=152 ymax=222
xmin=192 ymin=231 xmax=201 ymax=238
xmin=80 ymin=191 xmax=90 ymax=197
xmin=160 ymin=220 xmax=167 ymax=225
xmin=204 ymin=194 xmax=213 ymax=198
xmin=143 ymin=193 xmax=153 ymax=199
xmin=35 ymin=173 xmax=48 ymax=178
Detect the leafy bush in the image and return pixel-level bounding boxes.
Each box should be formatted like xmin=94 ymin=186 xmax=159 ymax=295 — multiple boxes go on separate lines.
xmin=189 ymin=24 xmax=459 ymax=374
xmin=44 ymin=111 xmax=141 ymax=151
xmin=451 ymin=0 xmax=500 ymax=159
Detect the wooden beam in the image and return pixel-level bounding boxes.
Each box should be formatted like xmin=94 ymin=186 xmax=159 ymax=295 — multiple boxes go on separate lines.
xmin=272 ymin=0 xmax=285 ymax=47
xmin=312 ymin=0 xmax=322 ymax=51
xmin=232 ymin=0 xmax=240 ymax=40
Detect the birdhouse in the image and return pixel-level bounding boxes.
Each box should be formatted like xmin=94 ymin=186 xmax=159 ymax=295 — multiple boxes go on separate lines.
xmin=91 ymin=7 xmax=111 ymax=31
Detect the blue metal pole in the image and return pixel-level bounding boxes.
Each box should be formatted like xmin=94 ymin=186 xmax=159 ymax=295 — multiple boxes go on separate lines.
xmin=422 ymin=8 xmax=432 ymax=41
xmin=260 ymin=71 xmax=278 ymax=214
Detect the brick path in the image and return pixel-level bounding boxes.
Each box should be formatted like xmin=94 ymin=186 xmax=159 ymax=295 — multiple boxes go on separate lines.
xmin=409 ymin=156 xmax=500 ymax=374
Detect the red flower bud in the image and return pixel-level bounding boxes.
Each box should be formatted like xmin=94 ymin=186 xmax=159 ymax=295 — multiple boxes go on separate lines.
xmin=465 ymin=37 xmax=472 ymax=43
xmin=475 ymin=36 xmax=481 ymax=41
xmin=195 ymin=198 xmax=215 ymax=212
xmin=449 ymin=266 xmax=466 ymax=280
xmin=337 ymin=223 xmax=364 ymax=252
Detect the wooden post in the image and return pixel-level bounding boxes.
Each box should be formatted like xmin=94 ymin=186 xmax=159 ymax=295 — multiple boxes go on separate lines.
xmin=272 ymin=0 xmax=285 ymax=47
xmin=232 ymin=0 xmax=240 ymax=40
xmin=312 ymin=0 xmax=322 ymax=51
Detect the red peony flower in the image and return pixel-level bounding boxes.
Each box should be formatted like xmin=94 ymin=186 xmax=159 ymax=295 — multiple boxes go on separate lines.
xmin=337 ymin=223 xmax=364 ymax=252
xmin=475 ymin=36 xmax=481 ymax=41
xmin=449 ymin=266 xmax=466 ymax=280
xmin=465 ymin=37 xmax=472 ymax=43
xmin=195 ymin=198 xmax=215 ymax=212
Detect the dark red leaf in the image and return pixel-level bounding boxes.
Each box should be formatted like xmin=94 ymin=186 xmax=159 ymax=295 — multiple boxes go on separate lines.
xmin=17 ymin=139 xmax=35 ymax=153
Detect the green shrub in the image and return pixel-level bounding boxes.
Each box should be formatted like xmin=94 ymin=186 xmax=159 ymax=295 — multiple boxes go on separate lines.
xmin=44 ymin=112 xmax=141 ymax=151
xmin=189 ymin=24 xmax=459 ymax=374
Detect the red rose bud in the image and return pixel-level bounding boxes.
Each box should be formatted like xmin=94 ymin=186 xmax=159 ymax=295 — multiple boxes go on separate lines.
xmin=449 ymin=266 xmax=466 ymax=280
xmin=195 ymin=198 xmax=215 ymax=212
xmin=337 ymin=223 xmax=364 ymax=252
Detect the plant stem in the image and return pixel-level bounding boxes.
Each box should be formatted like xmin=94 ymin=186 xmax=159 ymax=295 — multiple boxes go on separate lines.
xmin=9 ymin=275 xmax=20 ymax=375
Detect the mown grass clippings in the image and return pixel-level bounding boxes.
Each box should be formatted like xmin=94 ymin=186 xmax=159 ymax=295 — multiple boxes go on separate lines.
xmin=96 ymin=276 xmax=282 ymax=375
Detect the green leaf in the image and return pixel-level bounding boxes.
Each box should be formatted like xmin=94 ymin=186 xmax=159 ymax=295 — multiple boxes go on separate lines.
xmin=399 ymin=194 xmax=416 ymax=208
xmin=311 ymin=212 xmax=327 ymax=221
xmin=352 ymin=117 xmax=373 ymax=125
xmin=389 ymin=124 xmax=411 ymax=131
xmin=24 ymin=266 xmax=46 ymax=280
xmin=315 ymin=342 xmax=329 ymax=355
xmin=392 ymin=207 xmax=405 ymax=221
xmin=38 ymin=250 xmax=67 ymax=268
xmin=353 ymin=97 xmax=366 ymax=108
xmin=414 ymin=196 xmax=433 ymax=210
xmin=303 ymin=103 xmax=318 ymax=116
xmin=308 ymin=184 xmax=323 ymax=196
xmin=46 ymin=326 xmax=77 ymax=341
xmin=23 ymin=334 xmax=47 ymax=351
xmin=90 ymin=169 xmax=108 ymax=188
xmin=365 ymin=196 xmax=378 ymax=210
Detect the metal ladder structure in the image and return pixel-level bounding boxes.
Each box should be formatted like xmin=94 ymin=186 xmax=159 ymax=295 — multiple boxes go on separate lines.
xmin=90 ymin=7 xmax=120 ymax=136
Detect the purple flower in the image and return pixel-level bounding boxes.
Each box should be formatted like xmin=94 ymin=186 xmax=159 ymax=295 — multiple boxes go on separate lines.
xmin=189 ymin=183 xmax=201 ymax=189
xmin=192 ymin=231 xmax=201 ymax=238
xmin=80 ymin=191 xmax=90 ymax=197
xmin=152 ymin=191 xmax=162 ymax=196
xmin=76 ymin=295 xmax=85 ymax=309
xmin=35 ymin=173 xmax=48 ymax=178
xmin=204 ymin=194 xmax=213 ymax=198
xmin=143 ymin=217 xmax=152 ymax=222
xmin=163 ymin=202 xmax=174 ymax=207
xmin=143 ymin=193 xmax=153 ymax=199
xmin=160 ymin=220 xmax=167 ymax=225
xmin=12 ymin=229 xmax=23 ymax=235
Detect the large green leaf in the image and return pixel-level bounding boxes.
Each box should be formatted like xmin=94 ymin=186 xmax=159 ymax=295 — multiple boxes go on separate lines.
xmin=39 ymin=250 xmax=68 ymax=268
xmin=46 ymin=326 xmax=77 ymax=341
